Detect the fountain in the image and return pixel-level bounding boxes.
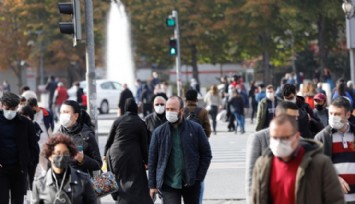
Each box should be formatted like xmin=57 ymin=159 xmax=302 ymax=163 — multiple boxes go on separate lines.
xmin=106 ymin=0 xmax=136 ymax=92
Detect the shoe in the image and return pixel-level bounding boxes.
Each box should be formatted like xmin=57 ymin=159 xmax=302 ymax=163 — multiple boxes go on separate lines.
xmin=241 ymin=130 xmax=245 ymax=134
xmin=213 ymin=131 xmax=217 ymax=135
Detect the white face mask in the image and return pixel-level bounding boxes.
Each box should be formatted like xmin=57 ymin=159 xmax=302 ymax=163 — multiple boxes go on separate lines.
xmin=154 ymin=105 xmax=165 ymax=115
xmin=266 ymin=92 xmax=274 ymax=100
xmin=329 ymin=115 xmax=345 ymax=130
xmin=284 ymin=97 xmax=297 ymax=104
xmin=59 ymin=113 xmax=73 ymax=128
xmin=269 ymin=136 xmax=295 ymax=158
xmin=166 ymin=111 xmax=179 ymax=123
xmin=3 ymin=109 xmax=17 ymax=120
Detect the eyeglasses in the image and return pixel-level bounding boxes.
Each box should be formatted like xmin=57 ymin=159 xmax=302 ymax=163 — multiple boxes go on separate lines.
xmin=154 ymin=103 xmax=165 ymax=106
xmin=271 ymin=133 xmax=296 ymax=141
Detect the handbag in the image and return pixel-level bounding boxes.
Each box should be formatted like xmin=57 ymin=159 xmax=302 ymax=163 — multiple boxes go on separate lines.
xmin=90 ymin=170 xmax=120 ymax=198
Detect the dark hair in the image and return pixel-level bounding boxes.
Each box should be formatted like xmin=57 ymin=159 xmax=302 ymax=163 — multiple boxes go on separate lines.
xmin=0 ymin=92 xmax=20 ymax=108
xmin=27 ymin=97 xmax=38 ymax=107
xmin=63 ymin=100 xmax=95 ymax=129
xmin=169 ymin=96 xmax=184 ymax=109
xmin=20 ymin=96 xmax=26 ymax=103
xmin=266 ymin=85 xmax=274 ymax=90
xmin=153 ymin=92 xmax=168 ymax=102
xmin=275 ymin=101 xmax=298 ymax=116
xmin=19 ymin=105 xmax=35 ymax=120
xmin=185 ymin=89 xmax=198 ymax=101
xmin=336 ymin=81 xmax=346 ymax=97
xmin=271 ymin=114 xmax=299 ymax=133
xmin=331 ymin=96 xmax=352 ymax=113
xmin=42 ymin=133 xmax=78 ymax=159
xmin=282 ymin=84 xmax=297 ymax=97
xmin=20 ymin=86 xmax=30 ymax=93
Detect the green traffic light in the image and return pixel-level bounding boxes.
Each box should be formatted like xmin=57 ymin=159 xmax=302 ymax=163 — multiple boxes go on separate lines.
xmin=170 ymin=48 xmax=177 ymax=55
xmin=166 ymin=17 xmax=176 ymax=27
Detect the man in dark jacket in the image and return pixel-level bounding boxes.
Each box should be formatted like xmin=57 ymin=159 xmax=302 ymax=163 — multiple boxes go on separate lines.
xmin=0 ymin=92 xmax=39 ymax=203
xmin=282 ymin=83 xmax=323 ymax=138
xmin=184 ymin=89 xmax=211 ymax=137
xmin=118 ymin=83 xmax=134 ymax=116
xmin=148 ymin=96 xmax=212 ymax=204
xmin=251 ymin=114 xmax=344 ymax=204
xmin=144 ymin=94 xmax=168 ymax=146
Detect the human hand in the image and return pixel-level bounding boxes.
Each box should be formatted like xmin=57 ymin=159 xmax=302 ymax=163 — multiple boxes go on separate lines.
xmin=74 ymin=151 xmax=84 ymax=164
xmin=150 ymin=188 xmax=158 ymax=200
xmin=339 ymin=176 xmax=350 ymax=193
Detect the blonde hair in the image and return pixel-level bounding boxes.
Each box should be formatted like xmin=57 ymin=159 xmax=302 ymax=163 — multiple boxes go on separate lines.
xmin=210 ymin=85 xmax=218 ymax=96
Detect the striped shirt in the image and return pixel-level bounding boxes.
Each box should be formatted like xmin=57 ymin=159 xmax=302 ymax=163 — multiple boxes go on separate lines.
xmin=332 ymin=125 xmax=355 ymax=202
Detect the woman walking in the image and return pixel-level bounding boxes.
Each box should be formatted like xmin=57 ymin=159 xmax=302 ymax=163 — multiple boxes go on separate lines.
xmin=204 ymin=85 xmax=222 ymax=134
xmin=104 ymin=98 xmax=152 ymax=204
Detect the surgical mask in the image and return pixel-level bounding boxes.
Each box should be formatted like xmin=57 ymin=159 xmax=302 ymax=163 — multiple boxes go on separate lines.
xmin=266 ymin=92 xmax=274 ymax=100
xmin=59 ymin=113 xmax=73 ymax=128
xmin=329 ymin=115 xmax=345 ymax=130
xmin=154 ymin=105 xmax=165 ymax=114
xmin=3 ymin=109 xmax=17 ymax=120
xmin=52 ymin=155 xmax=70 ymax=169
xmin=284 ymin=97 xmax=297 ymax=104
xmin=269 ymin=137 xmax=294 ymax=158
xmin=166 ymin=111 xmax=179 ymax=123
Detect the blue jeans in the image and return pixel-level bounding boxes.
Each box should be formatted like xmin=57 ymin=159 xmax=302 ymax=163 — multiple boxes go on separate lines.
xmin=199 ymin=181 xmax=204 ymax=204
xmin=233 ymin=112 xmax=245 ymax=132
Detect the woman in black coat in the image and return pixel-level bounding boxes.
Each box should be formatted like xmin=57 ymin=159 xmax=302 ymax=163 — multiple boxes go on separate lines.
xmin=58 ymin=100 xmax=102 ymax=175
xmin=104 ymin=98 xmax=152 ymax=204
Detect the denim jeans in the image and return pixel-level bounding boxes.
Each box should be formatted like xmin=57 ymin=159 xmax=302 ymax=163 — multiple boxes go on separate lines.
xmin=199 ymin=181 xmax=204 ymax=204
xmin=161 ymin=181 xmax=201 ymax=204
xmin=233 ymin=112 xmax=245 ymax=132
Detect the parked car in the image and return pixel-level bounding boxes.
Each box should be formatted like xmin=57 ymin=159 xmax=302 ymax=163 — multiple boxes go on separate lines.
xmin=80 ymin=79 xmax=122 ymax=114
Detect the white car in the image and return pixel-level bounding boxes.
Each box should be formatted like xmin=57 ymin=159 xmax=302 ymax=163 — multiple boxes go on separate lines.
xmin=80 ymin=79 xmax=122 ymax=114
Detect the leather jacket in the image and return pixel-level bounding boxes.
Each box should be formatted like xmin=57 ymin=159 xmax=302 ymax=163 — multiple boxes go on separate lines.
xmin=32 ymin=167 xmax=96 ymax=204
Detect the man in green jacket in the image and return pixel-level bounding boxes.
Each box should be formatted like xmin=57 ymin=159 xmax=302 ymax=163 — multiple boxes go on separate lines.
xmin=251 ymin=114 xmax=344 ymax=204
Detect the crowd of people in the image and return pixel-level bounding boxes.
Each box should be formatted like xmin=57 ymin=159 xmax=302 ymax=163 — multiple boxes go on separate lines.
xmin=3 ymin=67 xmax=355 ymax=204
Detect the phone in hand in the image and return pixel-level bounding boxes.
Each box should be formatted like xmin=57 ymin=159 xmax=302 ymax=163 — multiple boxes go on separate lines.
xmin=77 ymin=145 xmax=83 ymax=152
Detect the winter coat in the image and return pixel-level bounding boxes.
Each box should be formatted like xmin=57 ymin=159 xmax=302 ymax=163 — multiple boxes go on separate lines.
xmin=255 ymin=97 xmax=282 ymax=131
xmin=32 ymin=167 xmax=96 ymax=204
xmin=39 ymin=107 xmax=54 ymax=132
xmin=0 ymin=111 xmax=39 ymax=189
xmin=251 ymin=139 xmax=345 ymax=204
xmin=144 ymin=111 xmax=167 ymax=145
xmin=228 ymin=95 xmax=244 ymax=115
xmin=148 ymin=119 xmax=212 ymax=189
xmin=314 ymin=124 xmax=355 ymax=157
xmin=104 ymin=112 xmax=152 ymax=204
xmin=185 ymin=104 xmax=211 ymax=137
xmin=59 ymin=123 xmax=102 ymax=175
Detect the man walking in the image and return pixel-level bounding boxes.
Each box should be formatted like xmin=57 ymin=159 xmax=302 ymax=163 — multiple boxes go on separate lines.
xmin=148 ymin=96 xmax=212 ymax=204
xmin=315 ymin=96 xmax=355 ymax=203
xmin=118 ymin=83 xmax=134 ymax=116
xmin=0 ymin=92 xmax=39 ymax=204
xmin=251 ymin=114 xmax=344 ymax=204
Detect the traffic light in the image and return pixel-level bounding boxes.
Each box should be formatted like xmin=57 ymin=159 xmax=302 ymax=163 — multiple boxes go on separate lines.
xmin=58 ymin=0 xmax=81 ymax=46
xmin=169 ymin=38 xmax=177 ymax=56
xmin=166 ymin=15 xmax=176 ymax=27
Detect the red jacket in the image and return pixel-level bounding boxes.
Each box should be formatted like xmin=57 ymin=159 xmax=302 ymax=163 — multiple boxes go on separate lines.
xmin=55 ymin=86 xmax=68 ymax=105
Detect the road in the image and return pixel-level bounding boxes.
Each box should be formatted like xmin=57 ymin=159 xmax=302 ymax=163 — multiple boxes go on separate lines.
xmin=97 ymin=112 xmax=253 ymax=204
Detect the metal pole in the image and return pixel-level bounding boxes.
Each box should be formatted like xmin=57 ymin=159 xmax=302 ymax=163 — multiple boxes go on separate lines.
xmin=84 ymin=0 xmax=98 ymax=137
xmin=351 ymin=49 xmax=355 ymax=82
xmin=173 ymin=10 xmax=181 ymax=96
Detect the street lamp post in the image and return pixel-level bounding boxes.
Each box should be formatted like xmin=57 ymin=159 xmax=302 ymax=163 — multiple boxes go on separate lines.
xmin=343 ymin=0 xmax=355 ymax=82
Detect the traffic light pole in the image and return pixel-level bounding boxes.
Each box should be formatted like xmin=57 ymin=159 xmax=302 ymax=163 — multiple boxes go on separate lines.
xmin=173 ymin=10 xmax=182 ymax=97
xmin=84 ymin=0 xmax=98 ymax=140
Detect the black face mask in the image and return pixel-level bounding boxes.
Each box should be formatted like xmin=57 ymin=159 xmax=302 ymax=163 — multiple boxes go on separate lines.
xmin=52 ymin=155 xmax=70 ymax=169
xmin=315 ymin=104 xmax=324 ymax=111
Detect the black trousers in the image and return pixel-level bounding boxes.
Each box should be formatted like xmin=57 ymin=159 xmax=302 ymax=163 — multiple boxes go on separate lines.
xmin=161 ymin=182 xmax=201 ymax=204
xmin=0 ymin=165 xmax=26 ymax=204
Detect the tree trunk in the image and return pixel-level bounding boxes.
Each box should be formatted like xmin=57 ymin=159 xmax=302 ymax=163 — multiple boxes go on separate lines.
xmin=190 ymin=44 xmax=200 ymax=84
xmin=9 ymin=62 xmax=23 ymax=90
xmin=259 ymin=32 xmax=270 ymax=84
xmin=318 ymin=14 xmax=327 ymax=69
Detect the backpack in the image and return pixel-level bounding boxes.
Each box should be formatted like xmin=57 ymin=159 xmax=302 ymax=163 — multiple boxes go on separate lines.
xmin=184 ymin=107 xmax=202 ymax=125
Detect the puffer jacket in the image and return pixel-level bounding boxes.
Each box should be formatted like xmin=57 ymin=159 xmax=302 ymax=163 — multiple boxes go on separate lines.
xmin=251 ymin=139 xmax=345 ymax=204
xmin=59 ymin=124 xmax=102 ymax=175
xmin=32 ymin=167 xmax=96 ymax=204
xmin=148 ymin=119 xmax=212 ymax=189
